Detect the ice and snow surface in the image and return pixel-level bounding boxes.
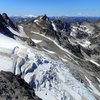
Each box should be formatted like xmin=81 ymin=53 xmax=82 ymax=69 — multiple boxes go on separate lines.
xmin=0 ymin=54 xmax=13 ymax=72
xmin=43 ymin=48 xmax=56 ymax=54
xmin=0 ymin=33 xmax=97 ymax=100
xmin=77 ymin=40 xmax=91 ymax=48
xmin=60 ymin=57 xmax=68 ymax=62
xmin=86 ymin=58 xmax=100 ymax=66
xmin=32 ymin=39 xmax=42 ymax=43
xmin=0 ymin=34 xmax=23 ymax=49
xmin=24 ymin=14 xmax=35 ymax=18
xmin=7 ymin=26 xmax=22 ymax=37
xmin=7 ymin=26 xmax=28 ymax=37
xmin=89 ymin=60 xmax=100 ymax=66
xmin=34 ymin=19 xmax=39 ymax=25
xmin=18 ymin=25 xmax=28 ymax=37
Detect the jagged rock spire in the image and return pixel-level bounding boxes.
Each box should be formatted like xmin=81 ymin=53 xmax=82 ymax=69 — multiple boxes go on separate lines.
xmin=2 ymin=13 xmax=18 ymax=30
xmin=0 ymin=14 xmax=7 ymax=24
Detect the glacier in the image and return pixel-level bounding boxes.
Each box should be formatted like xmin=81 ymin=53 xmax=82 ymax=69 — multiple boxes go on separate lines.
xmin=0 ymin=33 xmax=97 ymax=100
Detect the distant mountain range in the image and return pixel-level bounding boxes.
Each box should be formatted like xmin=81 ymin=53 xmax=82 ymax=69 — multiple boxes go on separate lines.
xmin=11 ymin=15 xmax=100 ymax=24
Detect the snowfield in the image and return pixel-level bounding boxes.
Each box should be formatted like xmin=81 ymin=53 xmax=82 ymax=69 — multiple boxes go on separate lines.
xmin=7 ymin=25 xmax=28 ymax=37
xmin=0 ymin=54 xmax=13 ymax=72
xmin=0 ymin=34 xmax=24 ymax=49
xmin=0 ymin=33 xmax=97 ymax=100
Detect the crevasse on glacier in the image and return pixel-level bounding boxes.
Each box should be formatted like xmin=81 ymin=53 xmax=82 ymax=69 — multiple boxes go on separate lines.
xmin=11 ymin=46 xmax=96 ymax=100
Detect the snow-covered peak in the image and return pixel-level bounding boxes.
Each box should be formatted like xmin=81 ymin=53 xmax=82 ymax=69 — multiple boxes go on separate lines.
xmin=24 ymin=14 xmax=35 ymax=18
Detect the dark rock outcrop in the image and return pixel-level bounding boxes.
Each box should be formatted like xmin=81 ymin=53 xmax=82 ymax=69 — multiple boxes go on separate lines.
xmin=0 ymin=14 xmax=7 ymax=25
xmin=0 ymin=13 xmax=19 ymax=38
xmin=0 ymin=21 xmax=15 ymax=38
xmin=0 ymin=71 xmax=41 ymax=100
xmin=26 ymin=38 xmax=36 ymax=46
xmin=2 ymin=13 xmax=18 ymax=30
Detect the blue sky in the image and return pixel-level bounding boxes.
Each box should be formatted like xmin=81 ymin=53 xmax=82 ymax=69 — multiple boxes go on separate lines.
xmin=0 ymin=0 xmax=100 ymax=16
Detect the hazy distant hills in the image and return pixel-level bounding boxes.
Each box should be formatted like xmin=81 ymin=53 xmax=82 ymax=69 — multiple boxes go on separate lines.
xmin=11 ymin=16 xmax=100 ymax=24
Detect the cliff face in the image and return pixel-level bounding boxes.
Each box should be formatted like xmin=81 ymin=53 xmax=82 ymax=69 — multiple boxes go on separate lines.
xmin=0 ymin=71 xmax=41 ymax=100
